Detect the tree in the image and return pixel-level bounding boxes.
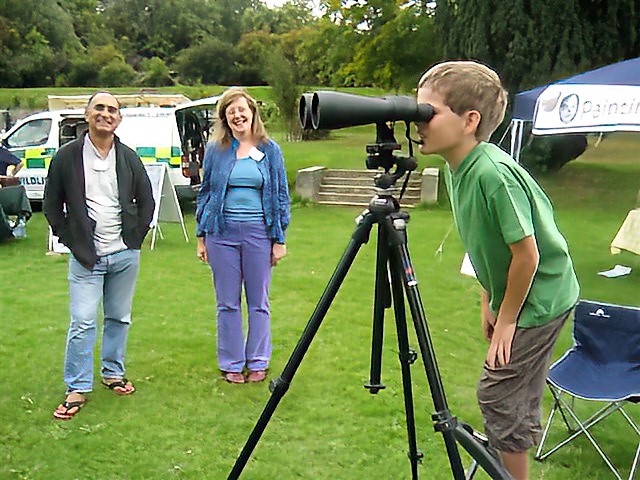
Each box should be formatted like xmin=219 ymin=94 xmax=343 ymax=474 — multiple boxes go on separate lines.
xmin=293 ymin=18 xmax=359 ymax=86
xmin=0 ymin=0 xmax=82 ymax=86
xmin=264 ymin=46 xmax=301 ymax=140
xmin=174 ymin=37 xmax=237 ymax=85
xmin=139 ymin=57 xmax=173 ymax=86
xmin=347 ymin=4 xmax=441 ymax=90
xmin=0 ymin=16 xmax=22 ymax=86
xmin=312 ymin=1 xmax=441 ymax=90
xmin=62 ymin=56 xmax=101 ymax=87
xmin=243 ymin=0 xmax=316 ymax=34
xmin=98 ymin=60 xmax=137 ymax=86
xmin=60 ymin=0 xmax=112 ymax=47
xmin=435 ymin=0 xmax=640 ymax=94
xmin=435 ymin=0 xmax=640 ymax=170
xmin=236 ymin=30 xmax=276 ymax=85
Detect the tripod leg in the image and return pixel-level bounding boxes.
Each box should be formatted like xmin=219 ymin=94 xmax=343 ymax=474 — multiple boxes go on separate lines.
xmin=365 ymin=224 xmax=390 ymax=394
xmin=388 ymin=245 xmax=423 ymax=479
xmin=387 ymin=215 xmax=512 ymax=480
xmin=386 ymin=215 xmax=467 ymax=479
xmin=228 ymin=212 xmax=376 ymax=479
xmin=455 ymin=424 xmax=513 ymax=480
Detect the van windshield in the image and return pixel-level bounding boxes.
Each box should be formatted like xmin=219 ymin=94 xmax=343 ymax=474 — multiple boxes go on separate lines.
xmin=6 ymin=119 xmax=52 ymax=148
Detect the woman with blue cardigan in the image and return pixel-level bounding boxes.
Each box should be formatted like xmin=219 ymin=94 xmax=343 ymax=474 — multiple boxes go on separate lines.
xmin=196 ymin=88 xmax=290 ymax=384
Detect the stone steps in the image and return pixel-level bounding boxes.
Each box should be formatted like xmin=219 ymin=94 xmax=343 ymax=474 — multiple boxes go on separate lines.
xmin=296 ymin=166 xmax=439 ymax=208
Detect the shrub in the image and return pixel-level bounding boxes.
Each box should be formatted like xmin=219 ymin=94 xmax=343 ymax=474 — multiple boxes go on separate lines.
xmin=521 ymin=134 xmax=588 ymax=172
xmin=65 ymin=57 xmax=100 ymax=86
xmin=139 ymin=57 xmax=173 ymax=87
xmin=98 ymin=60 xmax=137 ymax=87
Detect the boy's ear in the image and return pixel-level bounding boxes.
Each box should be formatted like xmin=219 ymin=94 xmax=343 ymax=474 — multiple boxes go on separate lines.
xmin=464 ymin=110 xmax=481 ymax=135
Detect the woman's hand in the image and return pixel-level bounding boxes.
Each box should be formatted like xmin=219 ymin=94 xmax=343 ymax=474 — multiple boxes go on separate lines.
xmin=271 ymin=243 xmax=286 ymax=266
xmin=196 ymin=237 xmax=208 ymax=263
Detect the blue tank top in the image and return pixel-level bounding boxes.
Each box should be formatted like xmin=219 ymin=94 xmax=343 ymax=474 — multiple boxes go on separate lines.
xmin=223 ymin=157 xmax=264 ymax=222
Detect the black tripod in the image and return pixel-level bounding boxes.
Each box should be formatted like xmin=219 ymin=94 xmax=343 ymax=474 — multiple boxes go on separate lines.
xmin=228 ymin=180 xmax=513 ymax=479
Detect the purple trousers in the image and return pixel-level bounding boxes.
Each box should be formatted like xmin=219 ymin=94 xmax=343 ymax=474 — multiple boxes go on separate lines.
xmin=205 ymin=221 xmax=272 ymax=373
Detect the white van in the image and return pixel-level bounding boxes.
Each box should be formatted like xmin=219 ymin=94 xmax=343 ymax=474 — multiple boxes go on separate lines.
xmin=1 ymin=93 xmax=219 ymax=203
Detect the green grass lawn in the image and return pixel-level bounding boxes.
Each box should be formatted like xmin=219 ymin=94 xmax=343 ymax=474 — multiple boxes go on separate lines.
xmin=1 ymin=132 xmax=639 ymax=479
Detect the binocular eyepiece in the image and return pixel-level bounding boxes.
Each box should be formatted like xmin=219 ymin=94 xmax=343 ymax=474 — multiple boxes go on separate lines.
xmin=299 ymin=91 xmax=433 ymax=130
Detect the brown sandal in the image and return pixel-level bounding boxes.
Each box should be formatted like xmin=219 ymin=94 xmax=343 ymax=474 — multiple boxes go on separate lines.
xmin=223 ymin=372 xmax=246 ymax=384
xmin=246 ymin=370 xmax=267 ymax=383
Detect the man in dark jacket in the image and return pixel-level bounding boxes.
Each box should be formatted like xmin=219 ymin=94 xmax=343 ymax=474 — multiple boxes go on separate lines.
xmin=43 ymin=91 xmax=154 ymax=420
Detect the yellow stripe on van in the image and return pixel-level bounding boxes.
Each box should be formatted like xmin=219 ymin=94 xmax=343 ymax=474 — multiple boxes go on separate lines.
xmin=170 ymin=146 xmax=181 ymax=166
xmin=135 ymin=146 xmax=181 ymax=167
xmin=24 ymin=148 xmax=55 ymax=169
xmin=156 ymin=147 xmax=171 ymax=158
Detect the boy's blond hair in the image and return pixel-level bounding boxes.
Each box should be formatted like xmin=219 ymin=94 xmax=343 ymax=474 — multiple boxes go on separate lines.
xmin=418 ymin=61 xmax=508 ymax=141
xmin=212 ymin=87 xmax=269 ymax=147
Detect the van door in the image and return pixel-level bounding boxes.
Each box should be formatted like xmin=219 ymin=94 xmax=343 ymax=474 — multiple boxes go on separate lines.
xmin=174 ymin=95 xmax=220 ymax=199
xmin=4 ymin=116 xmax=57 ymax=201
xmin=59 ymin=116 xmax=88 ymax=146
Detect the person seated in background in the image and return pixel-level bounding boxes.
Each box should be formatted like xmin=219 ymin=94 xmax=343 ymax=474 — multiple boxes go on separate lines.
xmin=0 ymin=145 xmax=28 ymax=239
xmin=0 ymin=144 xmax=23 ymax=177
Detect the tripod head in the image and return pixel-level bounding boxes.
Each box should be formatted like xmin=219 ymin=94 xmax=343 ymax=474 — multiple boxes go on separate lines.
xmin=366 ymin=122 xmax=418 ymax=190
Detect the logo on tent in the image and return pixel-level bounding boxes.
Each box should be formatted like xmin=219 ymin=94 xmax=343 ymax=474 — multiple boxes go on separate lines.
xmin=559 ymin=94 xmax=579 ymax=123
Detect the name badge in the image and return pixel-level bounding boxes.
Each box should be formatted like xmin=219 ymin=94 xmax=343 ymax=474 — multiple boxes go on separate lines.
xmin=248 ymin=147 xmax=265 ymax=162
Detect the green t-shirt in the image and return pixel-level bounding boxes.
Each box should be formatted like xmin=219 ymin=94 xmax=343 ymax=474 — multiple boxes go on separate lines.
xmin=445 ymin=142 xmax=579 ymax=328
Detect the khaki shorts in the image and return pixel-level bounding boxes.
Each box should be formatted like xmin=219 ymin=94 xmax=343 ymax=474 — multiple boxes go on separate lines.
xmin=477 ymin=311 xmax=570 ymax=453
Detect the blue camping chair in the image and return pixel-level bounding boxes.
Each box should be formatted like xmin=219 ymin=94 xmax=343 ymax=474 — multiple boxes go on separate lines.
xmin=535 ymin=300 xmax=640 ymax=479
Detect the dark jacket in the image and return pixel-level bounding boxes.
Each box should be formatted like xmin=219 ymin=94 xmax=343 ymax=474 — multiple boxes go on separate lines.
xmin=43 ymin=134 xmax=155 ymax=269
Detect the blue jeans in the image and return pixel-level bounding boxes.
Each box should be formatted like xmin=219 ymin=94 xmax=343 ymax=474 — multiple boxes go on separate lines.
xmin=64 ymin=249 xmax=140 ymax=393
xmin=206 ymin=221 xmax=272 ymax=373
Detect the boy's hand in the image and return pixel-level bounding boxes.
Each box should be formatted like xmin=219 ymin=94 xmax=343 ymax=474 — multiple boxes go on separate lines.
xmin=485 ymin=320 xmax=516 ymax=368
xmin=482 ymin=316 xmax=495 ymax=341
xmin=481 ymin=290 xmax=496 ymax=341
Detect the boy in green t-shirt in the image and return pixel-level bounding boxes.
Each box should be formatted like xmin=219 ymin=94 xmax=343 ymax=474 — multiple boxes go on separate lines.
xmin=415 ymin=61 xmax=579 ymax=480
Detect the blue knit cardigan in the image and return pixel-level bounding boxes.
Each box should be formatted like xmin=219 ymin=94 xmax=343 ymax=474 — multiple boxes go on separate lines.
xmin=195 ymin=138 xmax=290 ymax=243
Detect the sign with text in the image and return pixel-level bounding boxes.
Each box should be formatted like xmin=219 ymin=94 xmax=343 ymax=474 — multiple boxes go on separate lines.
xmin=533 ymin=84 xmax=640 ymax=135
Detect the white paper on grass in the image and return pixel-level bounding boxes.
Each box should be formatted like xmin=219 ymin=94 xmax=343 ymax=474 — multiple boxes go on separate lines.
xmin=597 ymin=264 xmax=632 ymax=278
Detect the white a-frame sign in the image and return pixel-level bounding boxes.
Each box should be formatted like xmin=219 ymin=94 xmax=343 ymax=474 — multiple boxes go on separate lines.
xmin=144 ymin=163 xmax=189 ymax=250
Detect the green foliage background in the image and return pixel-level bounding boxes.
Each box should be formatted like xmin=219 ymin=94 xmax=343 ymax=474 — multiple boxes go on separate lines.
xmin=1 ymin=0 xmax=638 ymax=93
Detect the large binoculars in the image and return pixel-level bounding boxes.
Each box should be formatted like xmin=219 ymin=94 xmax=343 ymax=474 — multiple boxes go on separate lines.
xmin=299 ymin=91 xmax=433 ymax=130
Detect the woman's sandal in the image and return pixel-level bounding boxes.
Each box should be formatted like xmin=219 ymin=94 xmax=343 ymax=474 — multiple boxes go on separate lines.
xmin=101 ymin=378 xmax=136 ymax=395
xmin=223 ymin=372 xmax=246 ymax=384
xmin=246 ymin=370 xmax=267 ymax=383
xmin=53 ymin=397 xmax=87 ymax=420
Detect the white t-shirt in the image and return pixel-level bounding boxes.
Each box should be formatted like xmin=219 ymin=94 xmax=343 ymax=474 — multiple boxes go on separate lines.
xmin=82 ymin=136 xmax=127 ymax=256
